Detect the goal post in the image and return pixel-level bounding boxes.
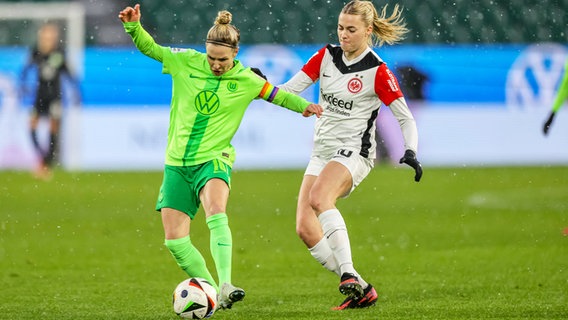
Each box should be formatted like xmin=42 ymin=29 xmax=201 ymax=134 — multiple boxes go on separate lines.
xmin=0 ymin=1 xmax=85 ymax=76
xmin=0 ymin=2 xmax=85 ymax=170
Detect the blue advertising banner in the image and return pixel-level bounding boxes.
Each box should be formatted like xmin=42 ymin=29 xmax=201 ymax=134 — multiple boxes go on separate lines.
xmin=82 ymin=43 xmax=566 ymax=106
xmin=1 ymin=43 xmax=567 ymax=170
xmin=2 ymin=43 xmax=566 ymax=106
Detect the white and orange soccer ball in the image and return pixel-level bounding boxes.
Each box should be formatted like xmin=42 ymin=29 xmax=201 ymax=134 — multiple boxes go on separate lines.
xmin=172 ymin=278 xmax=217 ymax=319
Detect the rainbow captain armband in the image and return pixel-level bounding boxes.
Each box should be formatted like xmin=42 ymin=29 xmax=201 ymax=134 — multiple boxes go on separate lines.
xmin=258 ymin=82 xmax=279 ymax=102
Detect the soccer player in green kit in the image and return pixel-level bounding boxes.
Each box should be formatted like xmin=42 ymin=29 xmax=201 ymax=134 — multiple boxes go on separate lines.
xmin=119 ymin=4 xmax=323 ymax=310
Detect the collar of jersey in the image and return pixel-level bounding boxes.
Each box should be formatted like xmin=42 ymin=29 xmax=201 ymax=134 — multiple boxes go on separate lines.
xmin=214 ymin=59 xmax=242 ymax=78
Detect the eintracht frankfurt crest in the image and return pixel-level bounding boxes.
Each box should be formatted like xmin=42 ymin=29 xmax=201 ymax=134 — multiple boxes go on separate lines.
xmin=348 ymin=78 xmax=362 ymax=93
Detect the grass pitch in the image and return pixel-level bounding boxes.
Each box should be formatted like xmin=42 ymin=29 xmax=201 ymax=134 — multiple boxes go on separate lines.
xmin=0 ymin=166 xmax=567 ymax=319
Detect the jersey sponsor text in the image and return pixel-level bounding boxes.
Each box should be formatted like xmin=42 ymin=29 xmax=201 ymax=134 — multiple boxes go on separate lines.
xmin=321 ymin=89 xmax=353 ymax=110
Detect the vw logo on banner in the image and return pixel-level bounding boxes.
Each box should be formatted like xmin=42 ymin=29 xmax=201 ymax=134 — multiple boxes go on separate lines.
xmin=506 ymin=43 xmax=568 ymax=111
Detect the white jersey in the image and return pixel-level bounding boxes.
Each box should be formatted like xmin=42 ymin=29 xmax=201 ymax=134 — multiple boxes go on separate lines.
xmin=280 ymin=44 xmax=418 ymax=160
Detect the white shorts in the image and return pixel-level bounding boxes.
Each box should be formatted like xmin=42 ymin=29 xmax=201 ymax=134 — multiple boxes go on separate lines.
xmin=305 ymin=148 xmax=374 ymax=196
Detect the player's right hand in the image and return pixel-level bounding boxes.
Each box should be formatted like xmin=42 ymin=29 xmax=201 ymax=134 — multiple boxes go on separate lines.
xmin=543 ymin=111 xmax=555 ymax=135
xmin=303 ymin=104 xmax=323 ymax=118
xmin=119 ymin=4 xmax=141 ymax=23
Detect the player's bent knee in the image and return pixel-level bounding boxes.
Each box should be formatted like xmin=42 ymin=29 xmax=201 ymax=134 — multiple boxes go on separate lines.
xmin=295 ymin=224 xmax=320 ymax=247
xmin=307 ymin=195 xmax=327 ymax=213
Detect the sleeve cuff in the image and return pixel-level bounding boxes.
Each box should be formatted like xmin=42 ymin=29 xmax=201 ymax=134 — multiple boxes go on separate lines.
xmin=123 ymin=21 xmax=141 ymax=33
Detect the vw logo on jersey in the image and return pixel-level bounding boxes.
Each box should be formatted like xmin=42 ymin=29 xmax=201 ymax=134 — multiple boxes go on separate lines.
xmin=347 ymin=78 xmax=363 ymax=93
xmin=195 ymin=90 xmax=220 ymax=115
xmin=227 ymin=81 xmax=238 ymax=92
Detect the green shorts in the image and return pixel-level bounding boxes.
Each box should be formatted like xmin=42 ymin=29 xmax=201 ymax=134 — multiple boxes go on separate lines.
xmin=155 ymin=159 xmax=232 ymax=219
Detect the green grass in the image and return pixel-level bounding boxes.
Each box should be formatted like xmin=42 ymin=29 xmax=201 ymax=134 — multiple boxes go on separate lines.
xmin=1 ymin=166 xmax=567 ymax=319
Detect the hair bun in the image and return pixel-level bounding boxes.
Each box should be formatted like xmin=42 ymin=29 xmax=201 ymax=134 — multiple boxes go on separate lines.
xmin=215 ymin=10 xmax=232 ymax=25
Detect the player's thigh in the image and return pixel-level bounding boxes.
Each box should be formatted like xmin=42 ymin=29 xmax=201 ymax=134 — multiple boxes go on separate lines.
xmin=33 ymin=99 xmax=50 ymax=118
xmin=196 ymin=159 xmax=231 ymax=218
xmin=49 ymin=100 xmax=63 ymax=121
xmin=329 ymin=151 xmax=373 ymax=197
xmin=161 ymin=207 xmax=191 ymax=240
xmin=312 ymin=161 xmax=353 ymax=204
xmin=296 ymin=174 xmax=323 ymax=245
xmin=199 ymin=178 xmax=230 ymax=218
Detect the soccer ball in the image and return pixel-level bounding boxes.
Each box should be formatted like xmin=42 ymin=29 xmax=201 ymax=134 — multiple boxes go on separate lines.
xmin=172 ymin=278 xmax=217 ymax=319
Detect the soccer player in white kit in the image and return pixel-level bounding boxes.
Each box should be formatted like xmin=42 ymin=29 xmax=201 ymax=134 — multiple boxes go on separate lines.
xmin=279 ymin=0 xmax=423 ymax=310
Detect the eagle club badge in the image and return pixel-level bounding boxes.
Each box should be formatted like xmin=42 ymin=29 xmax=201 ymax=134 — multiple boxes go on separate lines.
xmin=348 ymin=78 xmax=363 ymax=93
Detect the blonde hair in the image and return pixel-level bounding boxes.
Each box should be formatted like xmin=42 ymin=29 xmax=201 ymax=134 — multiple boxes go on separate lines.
xmin=206 ymin=10 xmax=240 ymax=49
xmin=341 ymin=0 xmax=408 ymax=47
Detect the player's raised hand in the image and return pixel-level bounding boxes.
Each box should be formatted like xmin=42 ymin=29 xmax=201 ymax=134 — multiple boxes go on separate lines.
xmin=119 ymin=4 xmax=141 ymax=23
xmin=303 ymin=103 xmax=323 ymax=118
xmin=399 ymin=149 xmax=423 ymax=182
xmin=543 ymin=111 xmax=556 ymax=135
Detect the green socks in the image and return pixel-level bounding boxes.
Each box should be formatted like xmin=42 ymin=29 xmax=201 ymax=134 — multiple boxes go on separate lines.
xmin=207 ymin=213 xmax=233 ymax=285
xmin=164 ymin=236 xmax=217 ymax=289
xmin=164 ymin=213 xmax=233 ymax=289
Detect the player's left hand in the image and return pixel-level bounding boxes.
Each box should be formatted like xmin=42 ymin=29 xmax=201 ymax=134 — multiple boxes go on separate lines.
xmin=399 ymin=149 xmax=422 ymax=182
xmin=543 ymin=111 xmax=555 ymax=135
xmin=119 ymin=4 xmax=141 ymax=23
xmin=251 ymin=67 xmax=267 ymax=80
xmin=303 ymin=103 xmax=323 ymax=118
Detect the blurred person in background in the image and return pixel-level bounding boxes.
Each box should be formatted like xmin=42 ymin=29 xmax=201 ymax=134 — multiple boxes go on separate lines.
xmin=118 ymin=4 xmax=322 ymax=310
xmin=543 ymin=57 xmax=568 ymax=135
xmin=279 ymin=0 xmax=422 ymax=310
xmin=20 ymin=22 xmax=81 ymax=180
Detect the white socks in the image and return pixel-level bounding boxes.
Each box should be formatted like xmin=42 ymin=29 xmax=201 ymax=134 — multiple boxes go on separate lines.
xmin=309 ymin=237 xmax=341 ymax=276
xmin=319 ymin=208 xmax=355 ymax=275
xmin=316 ymin=208 xmax=368 ymax=288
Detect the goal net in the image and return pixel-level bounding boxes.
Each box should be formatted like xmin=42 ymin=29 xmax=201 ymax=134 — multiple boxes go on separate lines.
xmin=0 ymin=2 xmax=85 ymax=170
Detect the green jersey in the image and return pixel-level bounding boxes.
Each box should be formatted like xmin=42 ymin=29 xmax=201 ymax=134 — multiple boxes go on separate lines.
xmin=124 ymin=21 xmax=311 ymax=167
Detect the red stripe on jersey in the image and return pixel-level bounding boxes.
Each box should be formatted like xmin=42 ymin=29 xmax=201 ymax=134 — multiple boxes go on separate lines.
xmin=301 ymin=46 xmax=327 ymax=81
xmin=374 ymin=64 xmax=404 ymax=106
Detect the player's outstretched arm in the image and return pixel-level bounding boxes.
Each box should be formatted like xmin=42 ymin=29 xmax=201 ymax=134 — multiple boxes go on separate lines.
xmin=118 ymin=4 xmax=141 ymax=23
xmin=119 ymin=4 xmax=165 ymax=62
xmin=257 ymin=80 xmax=321 ymax=117
xmin=399 ymin=149 xmax=423 ymax=182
